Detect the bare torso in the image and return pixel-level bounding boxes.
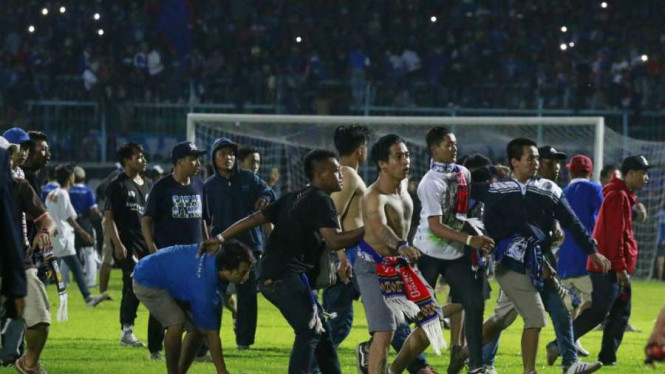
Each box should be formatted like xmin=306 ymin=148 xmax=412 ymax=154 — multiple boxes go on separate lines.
xmin=337 ymin=166 xmax=367 ymax=231
xmin=362 ymin=180 xmax=413 ymax=256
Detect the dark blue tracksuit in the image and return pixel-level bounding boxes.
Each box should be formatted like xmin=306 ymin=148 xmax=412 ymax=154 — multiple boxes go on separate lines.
xmin=203 ymin=138 xmax=274 ymax=347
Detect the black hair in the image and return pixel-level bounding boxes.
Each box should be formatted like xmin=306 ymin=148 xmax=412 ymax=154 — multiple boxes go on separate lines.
xmin=601 ymin=164 xmax=617 ymax=179
xmin=27 ymin=131 xmax=47 ymax=151
xmin=55 ymin=164 xmax=75 ymax=186
xmin=425 ymin=127 xmax=452 ymax=149
xmin=47 ymin=166 xmax=57 ymax=181
xmin=464 ymin=153 xmax=492 ymax=171
xmin=117 ymin=142 xmax=144 ymax=167
xmin=215 ymin=240 xmax=256 ymax=271
xmin=304 ymin=149 xmax=337 ymax=180
xmin=334 ymin=125 xmax=372 ymax=156
xmin=237 ymin=147 xmax=259 ymax=162
xmin=506 ymin=138 xmax=537 ymax=170
xmin=371 ymin=134 xmax=406 ymax=171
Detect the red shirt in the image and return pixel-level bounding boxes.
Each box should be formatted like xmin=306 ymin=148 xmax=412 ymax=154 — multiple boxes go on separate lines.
xmin=587 ymin=175 xmax=637 ymax=274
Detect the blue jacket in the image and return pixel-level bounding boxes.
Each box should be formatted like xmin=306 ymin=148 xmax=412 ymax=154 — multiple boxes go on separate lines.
xmin=203 ymin=138 xmax=274 ymax=252
xmin=472 ymin=177 xmax=596 ymax=274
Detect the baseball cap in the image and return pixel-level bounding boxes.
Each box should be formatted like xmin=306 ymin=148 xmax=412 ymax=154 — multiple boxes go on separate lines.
xmin=171 ymin=141 xmax=206 ymax=164
xmin=566 ymin=155 xmax=593 ymax=174
xmin=538 ymin=145 xmax=567 ymax=160
xmin=0 ymin=136 xmax=11 ymax=150
xmin=621 ymin=155 xmax=652 ymax=173
xmin=3 ymin=127 xmax=31 ymax=145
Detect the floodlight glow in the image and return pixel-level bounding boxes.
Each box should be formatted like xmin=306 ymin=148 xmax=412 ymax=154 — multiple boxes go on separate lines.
xmin=94 ymin=13 xmax=100 ymax=20
xmin=98 ymin=29 xmax=104 ymax=36
xmin=601 ymin=2 xmax=608 ymax=8
xmin=430 ymin=16 xmax=437 ymax=23
xmin=28 ymin=25 xmax=35 ymax=33
xmin=641 ymin=55 xmax=648 ymax=62
xmin=60 ymin=6 xmax=66 ymax=14
xmin=296 ymin=36 xmax=302 ymax=43
xmin=569 ymin=42 xmax=575 ymax=47
xmin=560 ymin=44 xmax=568 ymax=51
xmin=42 ymin=8 xmax=48 ymax=15
xmin=561 ymin=26 xmax=568 ymax=32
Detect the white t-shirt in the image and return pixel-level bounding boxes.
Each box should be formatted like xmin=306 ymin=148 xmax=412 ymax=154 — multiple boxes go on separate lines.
xmin=147 ymin=50 xmax=164 ymax=76
xmin=401 ymin=49 xmax=422 ymax=72
xmin=45 ymin=187 xmax=77 ymax=257
xmin=413 ymin=165 xmax=471 ymax=260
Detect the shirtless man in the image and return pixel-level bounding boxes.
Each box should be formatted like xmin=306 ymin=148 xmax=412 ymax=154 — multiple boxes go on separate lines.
xmin=356 ymin=134 xmax=437 ymax=374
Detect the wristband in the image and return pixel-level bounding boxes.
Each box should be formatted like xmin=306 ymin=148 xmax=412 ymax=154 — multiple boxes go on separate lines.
xmin=396 ymin=240 xmax=409 ymax=255
xmin=466 ymin=235 xmax=472 ymax=246
xmin=39 ymin=228 xmax=49 ymax=234
xmin=216 ymin=233 xmax=225 ymax=244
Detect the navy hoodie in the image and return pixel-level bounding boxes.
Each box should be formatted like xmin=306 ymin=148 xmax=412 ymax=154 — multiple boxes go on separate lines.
xmin=203 ymin=138 xmax=274 ymax=252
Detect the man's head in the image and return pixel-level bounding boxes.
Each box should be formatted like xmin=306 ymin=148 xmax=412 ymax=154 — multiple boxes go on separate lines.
xmin=507 ymin=138 xmax=539 ymax=182
xmin=620 ymin=155 xmax=651 ymax=191
xmin=117 ymin=142 xmax=147 ymax=174
xmin=426 ymin=127 xmax=457 ymax=163
xmin=73 ymin=166 xmax=86 ymax=184
xmin=216 ymin=240 xmax=256 ymax=284
xmin=600 ymin=164 xmax=619 ymax=186
xmin=334 ymin=125 xmax=371 ymax=164
xmin=304 ymin=149 xmax=342 ymax=194
xmin=55 ymin=164 xmax=75 ymax=187
xmin=538 ymin=145 xmax=566 ymax=181
xmin=171 ymin=141 xmax=205 ymax=177
xmin=26 ymin=131 xmax=50 ymax=169
xmin=371 ymin=134 xmax=410 ymax=181
xmin=3 ymin=127 xmax=32 ymax=168
xmin=237 ymin=147 xmax=260 ymax=174
xmin=566 ymin=155 xmax=593 ymax=179
xmin=212 ymin=138 xmax=238 ymax=175
xmin=464 ymin=154 xmax=494 ymax=183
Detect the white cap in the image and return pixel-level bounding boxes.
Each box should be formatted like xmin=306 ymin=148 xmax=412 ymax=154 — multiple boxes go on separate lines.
xmin=0 ymin=136 xmax=17 ymax=151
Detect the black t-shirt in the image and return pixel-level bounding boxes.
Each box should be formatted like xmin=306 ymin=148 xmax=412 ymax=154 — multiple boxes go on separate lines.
xmin=104 ymin=173 xmax=153 ymax=258
xmin=144 ymin=175 xmax=204 ymax=248
xmin=259 ymin=186 xmax=338 ymax=281
xmin=12 ymin=178 xmax=48 ymax=269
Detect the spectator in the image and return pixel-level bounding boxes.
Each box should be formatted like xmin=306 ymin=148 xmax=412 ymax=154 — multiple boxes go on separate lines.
xmin=349 ymin=44 xmax=370 ymax=108
xmin=69 ymin=166 xmax=102 ymax=288
xmin=2 ymin=127 xmax=32 ymax=179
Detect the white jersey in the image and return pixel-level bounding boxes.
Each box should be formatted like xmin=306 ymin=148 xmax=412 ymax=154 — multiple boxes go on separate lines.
xmin=46 ymin=187 xmax=77 ymax=257
xmin=413 ymin=163 xmax=471 ymax=260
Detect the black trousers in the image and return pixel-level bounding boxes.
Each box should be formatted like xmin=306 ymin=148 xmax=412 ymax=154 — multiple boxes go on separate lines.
xmin=417 ymin=252 xmax=486 ymax=370
xmin=120 ymin=259 xmax=165 ymax=353
xmin=573 ymin=272 xmax=631 ymax=364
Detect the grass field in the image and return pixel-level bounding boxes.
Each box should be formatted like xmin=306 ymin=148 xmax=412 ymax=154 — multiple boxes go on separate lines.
xmin=2 ymin=270 xmax=663 ymax=373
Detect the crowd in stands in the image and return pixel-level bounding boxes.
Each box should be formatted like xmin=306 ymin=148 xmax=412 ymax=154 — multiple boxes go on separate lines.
xmin=2 ymin=0 xmax=665 ymax=113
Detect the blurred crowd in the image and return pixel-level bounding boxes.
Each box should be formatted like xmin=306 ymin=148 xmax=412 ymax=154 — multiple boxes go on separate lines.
xmin=2 ymin=0 xmax=665 ymax=113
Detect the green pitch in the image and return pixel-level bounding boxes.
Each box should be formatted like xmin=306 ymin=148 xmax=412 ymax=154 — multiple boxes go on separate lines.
xmin=6 ymin=271 xmax=663 ymax=373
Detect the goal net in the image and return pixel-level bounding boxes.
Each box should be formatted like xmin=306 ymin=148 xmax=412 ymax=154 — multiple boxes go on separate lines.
xmin=187 ymin=114 xmax=663 ymax=279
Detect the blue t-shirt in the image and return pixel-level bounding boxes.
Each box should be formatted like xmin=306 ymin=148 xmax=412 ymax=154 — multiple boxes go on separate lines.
xmin=40 ymin=182 xmax=59 ymax=202
xmin=557 ymin=179 xmax=603 ymax=278
xmin=144 ymin=175 xmax=204 ymax=248
xmin=134 ymin=244 xmax=225 ymax=330
xmin=69 ymin=184 xmax=97 ymax=215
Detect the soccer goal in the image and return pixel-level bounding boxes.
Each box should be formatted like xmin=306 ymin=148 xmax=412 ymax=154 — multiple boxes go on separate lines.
xmin=186 ymin=113 xmax=663 ymax=279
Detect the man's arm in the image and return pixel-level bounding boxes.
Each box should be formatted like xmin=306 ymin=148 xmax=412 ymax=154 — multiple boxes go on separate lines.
xmin=318 ymin=227 xmax=365 ymax=252
xmin=252 ymin=173 xmax=275 ymax=211
xmin=141 ymin=216 xmax=158 ymax=253
xmin=66 ymin=217 xmax=93 ymax=245
xmin=204 ymin=329 xmax=229 ymax=374
xmin=105 ymin=210 xmax=127 ymax=260
xmin=331 ymin=168 xmax=359 ymax=223
xmin=199 ymin=211 xmax=270 ymax=255
xmin=362 ymin=192 xmax=418 ymax=260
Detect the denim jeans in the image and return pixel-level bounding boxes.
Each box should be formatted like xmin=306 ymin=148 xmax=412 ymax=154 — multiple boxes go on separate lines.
xmin=260 ymin=272 xmax=341 ymax=374
xmin=58 ymin=255 xmax=91 ymax=301
xmin=573 ymin=272 xmax=631 ymax=363
xmin=235 ymin=251 xmax=260 ymax=347
xmin=483 ymin=279 xmax=577 ymax=367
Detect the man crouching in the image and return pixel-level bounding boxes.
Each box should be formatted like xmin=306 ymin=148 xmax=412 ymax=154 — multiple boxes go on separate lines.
xmin=133 ymin=240 xmax=255 ymax=374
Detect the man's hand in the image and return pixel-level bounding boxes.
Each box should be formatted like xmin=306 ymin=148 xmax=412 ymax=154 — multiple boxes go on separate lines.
xmin=115 ymin=242 xmax=128 ymax=261
xmin=636 ymin=202 xmax=648 ymax=223
xmin=81 ymin=232 xmax=94 ymax=246
xmin=468 ymin=235 xmax=495 ymax=252
xmin=3 ymin=297 xmax=25 ymax=319
xmin=543 ymin=261 xmax=557 ymax=280
xmin=589 ymin=252 xmax=611 ymax=273
xmin=617 ymin=269 xmax=630 ymax=287
xmin=399 ymin=246 xmax=422 ymax=262
xmin=198 ymin=237 xmax=222 ymax=256
xmin=336 ymin=252 xmax=352 ymax=284
xmin=32 ymin=231 xmax=52 ymax=252
xmin=551 ymin=222 xmax=565 ymax=248
xmin=254 ymin=197 xmax=269 ymax=211
xmin=493 ymin=164 xmax=511 ymax=179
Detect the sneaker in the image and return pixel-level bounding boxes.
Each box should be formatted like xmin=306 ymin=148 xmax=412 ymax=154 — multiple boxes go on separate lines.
xmin=356 ymin=341 xmax=370 ymax=374
xmin=468 ymin=367 xmax=486 ymax=374
xmin=575 ymin=340 xmax=589 ymax=357
xmin=149 ymin=352 xmax=164 ymax=361
xmin=483 ymin=366 xmax=499 ymax=374
xmin=120 ymin=331 xmax=145 ymax=347
xmin=564 ymin=361 xmax=602 ymax=374
xmin=237 ymin=345 xmax=250 ymax=350
xmin=546 ymin=341 xmax=560 ymax=366
xmin=86 ymin=295 xmax=105 ymax=307
xmin=447 ymin=345 xmax=466 ymax=374
xmin=625 ymin=322 xmax=642 ymax=333
xmin=14 ymin=357 xmax=40 ymax=374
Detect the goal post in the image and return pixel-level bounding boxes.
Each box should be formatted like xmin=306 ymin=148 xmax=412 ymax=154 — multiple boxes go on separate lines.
xmin=187 ymin=113 xmax=605 ymax=180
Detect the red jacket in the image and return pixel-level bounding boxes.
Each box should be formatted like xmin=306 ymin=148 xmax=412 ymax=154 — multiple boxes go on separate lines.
xmin=587 ymin=175 xmax=638 ymax=273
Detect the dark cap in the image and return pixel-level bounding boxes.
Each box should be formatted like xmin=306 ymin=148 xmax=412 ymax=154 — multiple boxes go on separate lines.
xmin=3 ymin=127 xmax=31 ymax=145
xmin=538 ymin=145 xmax=567 ymax=160
xmin=171 ymin=141 xmax=206 ymax=164
xmin=621 ymin=155 xmax=652 ymax=173
xmin=566 ymin=155 xmax=593 ymax=174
